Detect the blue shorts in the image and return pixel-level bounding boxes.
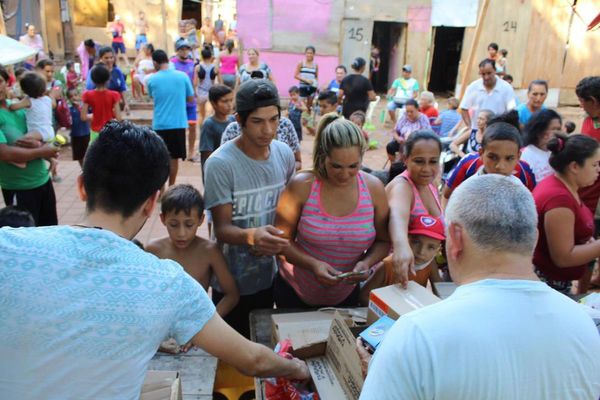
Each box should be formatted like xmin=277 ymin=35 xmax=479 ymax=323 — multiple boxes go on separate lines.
xmin=112 ymin=42 xmax=126 ymax=54
xmin=186 ymin=104 xmax=197 ymax=123
xmin=135 ymin=34 xmax=148 ymax=50
xmin=387 ymin=100 xmax=406 ymax=111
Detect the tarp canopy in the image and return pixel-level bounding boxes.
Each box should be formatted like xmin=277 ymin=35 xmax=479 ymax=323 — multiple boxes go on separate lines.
xmin=0 ymin=35 xmax=37 ymax=65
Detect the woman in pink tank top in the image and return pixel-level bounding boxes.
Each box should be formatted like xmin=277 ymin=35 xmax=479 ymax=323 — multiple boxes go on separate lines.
xmin=386 ymin=130 xmax=443 ymax=286
xmin=275 ymin=115 xmax=390 ymax=308
xmin=218 ymin=39 xmax=238 ymax=89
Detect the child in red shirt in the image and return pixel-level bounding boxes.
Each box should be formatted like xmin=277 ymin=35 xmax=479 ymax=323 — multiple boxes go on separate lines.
xmin=66 ymin=61 xmax=80 ymax=91
xmin=82 ymin=64 xmax=121 ymax=141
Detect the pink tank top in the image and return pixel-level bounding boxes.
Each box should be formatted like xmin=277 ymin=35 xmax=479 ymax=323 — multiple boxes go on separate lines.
xmin=279 ymin=173 xmax=376 ymax=306
xmin=220 ymin=54 xmax=238 ymax=75
xmin=400 ymin=171 xmax=443 ymax=224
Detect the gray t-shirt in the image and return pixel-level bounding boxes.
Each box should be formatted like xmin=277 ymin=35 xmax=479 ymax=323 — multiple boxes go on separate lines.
xmin=199 ymin=115 xmax=235 ymax=152
xmin=204 ymin=139 xmax=295 ymax=295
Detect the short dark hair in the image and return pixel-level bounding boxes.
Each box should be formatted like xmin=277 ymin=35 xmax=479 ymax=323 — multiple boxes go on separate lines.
xmin=349 ymin=110 xmax=366 ymax=125
xmin=528 ymin=79 xmax=548 ymax=93
xmin=161 ymin=184 xmax=204 ymax=217
xmin=500 ymin=49 xmax=508 ymax=57
xmin=576 ymin=76 xmax=600 ymax=103
xmin=405 ymin=129 xmax=442 ymax=157
xmin=488 ymin=42 xmax=499 ymax=51
xmin=482 ymin=122 xmax=522 ymax=149
xmin=564 ymin=120 xmax=576 ymax=134
xmin=14 ymin=67 xmax=27 ymax=78
xmin=503 ymin=74 xmax=514 ymax=83
xmin=208 ymin=84 xmax=232 ymax=103
xmin=20 ymin=73 xmax=46 ymax=98
xmin=82 ymin=121 xmax=170 ymax=218
xmin=84 ymin=39 xmax=95 ymax=48
xmin=335 ymin=65 xmax=347 ymax=73
xmin=35 ymin=59 xmax=54 ymax=70
xmin=0 ymin=65 xmax=9 ymax=82
xmin=548 ymin=133 xmax=599 ymax=173
xmin=66 ymin=61 xmax=74 ymax=70
xmin=524 ymin=109 xmax=562 ymax=147
xmin=90 ymin=64 xmax=110 ymax=85
xmin=404 ymin=99 xmax=419 ymax=109
xmin=0 ymin=206 xmax=35 ymax=228
xmin=488 ymin=110 xmax=520 ymax=131
xmin=98 ymin=46 xmax=114 ymax=58
xmin=305 ymin=45 xmax=316 ymax=53
xmin=237 ymin=108 xmax=281 ymax=128
xmin=288 ymin=85 xmax=299 ymax=94
xmin=151 ymin=49 xmax=169 ymax=65
xmin=318 ymin=90 xmax=337 ymax=105
xmin=351 ymin=57 xmax=366 ymax=71
xmin=201 ymin=45 xmax=212 ymax=60
xmin=479 ymin=58 xmax=496 ymax=70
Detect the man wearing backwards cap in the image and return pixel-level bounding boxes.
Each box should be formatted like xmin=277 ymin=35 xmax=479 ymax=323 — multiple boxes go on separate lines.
xmin=203 ymin=79 xmax=296 ymax=337
xmin=108 ymin=14 xmax=129 ymax=67
xmin=360 ymin=175 xmax=600 ymax=399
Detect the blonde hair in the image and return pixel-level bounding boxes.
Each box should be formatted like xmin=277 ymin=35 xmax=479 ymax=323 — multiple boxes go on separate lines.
xmin=313 ymin=113 xmax=367 ymax=178
xmin=247 ymin=48 xmax=260 ymax=56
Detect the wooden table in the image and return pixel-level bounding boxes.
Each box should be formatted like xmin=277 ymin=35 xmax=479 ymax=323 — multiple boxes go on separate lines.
xmin=148 ymin=348 xmax=218 ymax=400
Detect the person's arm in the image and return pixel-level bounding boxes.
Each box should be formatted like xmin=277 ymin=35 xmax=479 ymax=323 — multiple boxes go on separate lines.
xmin=385 ymin=178 xmax=415 ymax=287
xmin=275 ymin=173 xmax=341 ymax=286
xmin=545 ymin=207 xmax=600 ymax=267
xmin=449 ymin=128 xmax=469 ymax=157
xmin=293 ymin=62 xmax=306 ymax=84
xmin=80 ymin=102 xmax=90 ymax=122
xmin=0 ymin=142 xmax=58 ymax=163
xmin=337 ymin=88 xmax=345 ymax=106
xmin=207 ymin=243 xmax=240 ymax=317
xmin=112 ymin=96 xmax=122 ymax=121
xmin=190 ymin=313 xmax=309 ymax=379
xmin=185 ymin=76 xmax=195 ymax=103
xmin=118 ymin=70 xmax=130 ymax=114
xmin=293 ymin=151 xmax=302 ymax=171
xmin=460 ymin=108 xmax=471 ymax=131
xmin=367 ymin=90 xmax=377 ymax=102
xmin=212 ymin=203 xmax=289 ymax=255
xmin=346 ymin=173 xmax=391 ymax=283
xmin=8 ymin=97 xmax=30 ymax=111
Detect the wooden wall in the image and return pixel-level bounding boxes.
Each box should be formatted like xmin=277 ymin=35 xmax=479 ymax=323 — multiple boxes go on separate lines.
xmin=43 ymin=0 xmax=65 ymax=57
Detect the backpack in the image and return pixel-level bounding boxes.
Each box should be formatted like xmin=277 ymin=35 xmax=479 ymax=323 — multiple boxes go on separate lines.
xmin=55 ymin=99 xmax=72 ymax=129
xmin=197 ymin=64 xmax=217 ymax=81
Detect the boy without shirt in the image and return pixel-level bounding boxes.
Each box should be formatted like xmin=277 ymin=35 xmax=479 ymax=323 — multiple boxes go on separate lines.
xmin=147 ymin=184 xmax=239 ymax=317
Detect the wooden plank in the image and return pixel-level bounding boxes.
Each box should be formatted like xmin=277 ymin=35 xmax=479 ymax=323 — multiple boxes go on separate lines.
xmin=148 ymin=350 xmax=218 ymax=399
xmin=459 ymin=0 xmax=490 ymax=99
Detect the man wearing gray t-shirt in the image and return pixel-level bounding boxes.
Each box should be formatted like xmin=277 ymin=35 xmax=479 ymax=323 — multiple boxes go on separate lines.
xmin=204 ymin=79 xmax=295 ymax=337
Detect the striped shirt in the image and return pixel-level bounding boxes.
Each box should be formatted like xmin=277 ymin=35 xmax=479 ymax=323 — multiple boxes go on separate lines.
xmin=279 ymin=173 xmax=376 ymax=305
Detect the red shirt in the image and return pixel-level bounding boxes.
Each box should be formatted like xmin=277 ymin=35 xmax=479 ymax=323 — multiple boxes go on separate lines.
xmin=111 ymin=22 xmax=125 ymax=43
xmin=82 ymin=89 xmax=120 ymax=132
xmin=533 ymin=175 xmax=594 ymax=281
xmin=420 ymin=105 xmax=439 ymax=119
xmin=578 ymin=116 xmax=600 ymax=212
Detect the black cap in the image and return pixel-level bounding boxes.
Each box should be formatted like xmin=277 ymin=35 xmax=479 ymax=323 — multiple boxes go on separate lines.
xmin=235 ymin=79 xmax=280 ymax=113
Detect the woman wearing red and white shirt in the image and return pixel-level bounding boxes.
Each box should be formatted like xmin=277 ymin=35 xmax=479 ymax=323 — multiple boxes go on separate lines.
xmin=533 ymin=133 xmax=600 ymax=294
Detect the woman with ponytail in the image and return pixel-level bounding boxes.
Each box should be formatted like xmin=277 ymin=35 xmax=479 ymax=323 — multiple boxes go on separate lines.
xmin=338 ymin=57 xmax=376 ymax=119
xmin=274 ymin=114 xmax=390 ymax=308
xmin=533 ymin=133 xmax=600 ymax=293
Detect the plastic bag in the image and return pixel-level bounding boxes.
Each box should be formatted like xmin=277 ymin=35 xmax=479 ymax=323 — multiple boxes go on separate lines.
xmin=264 ymin=340 xmax=319 ymax=400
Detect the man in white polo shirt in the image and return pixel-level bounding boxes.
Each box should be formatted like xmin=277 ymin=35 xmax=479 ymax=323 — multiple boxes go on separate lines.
xmin=460 ymin=59 xmax=516 ymax=130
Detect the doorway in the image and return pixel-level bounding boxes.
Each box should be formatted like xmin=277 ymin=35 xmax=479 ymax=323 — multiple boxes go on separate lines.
xmin=428 ymin=27 xmax=465 ymax=93
xmin=181 ymin=0 xmax=202 ymax=23
xmin=370 ymin=21 xmax=404 ymax=93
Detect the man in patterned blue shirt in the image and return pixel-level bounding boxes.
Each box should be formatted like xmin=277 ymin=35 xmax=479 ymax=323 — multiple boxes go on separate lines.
xmin=0 ymin=121 xmax=308 ymax=399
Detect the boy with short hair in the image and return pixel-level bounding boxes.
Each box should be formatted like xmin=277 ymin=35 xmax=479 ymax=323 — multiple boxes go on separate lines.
xmin=81 ymin=65 xmax=122 ymax=142
xmin=360 ymin=214 xmax=445 ymax=304
xmin=444 ymin=121 xmax=536 ymax=202
xmin=146 ymin=184 xmax=239 ymax=317
xmin=287 ymin=86 xmax=305 ymax=141
xmin=318 ymin=90 xmax=339 ymax=115
xmin=199 ymin=84 xmax=234 ymax=172
xmin=66 ymin=88 xmax=90 ymax=166
xmin=65 ymin=61 xmax=80 ymax=90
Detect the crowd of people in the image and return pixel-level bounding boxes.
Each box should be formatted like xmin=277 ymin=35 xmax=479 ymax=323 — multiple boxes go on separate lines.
xmin=1 ymin=19 xmax=600 ymax=400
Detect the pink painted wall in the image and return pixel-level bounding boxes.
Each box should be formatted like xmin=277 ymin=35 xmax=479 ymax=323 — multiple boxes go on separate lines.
xmin=246 ymin=51 xmax=340 ymax=96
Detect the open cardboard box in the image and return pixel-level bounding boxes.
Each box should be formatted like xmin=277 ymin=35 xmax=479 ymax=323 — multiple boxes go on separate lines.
xmin=367 ymin=281 xmax=441 ymax=324
xmin=140 ymin=370 xmax=182 ymax=400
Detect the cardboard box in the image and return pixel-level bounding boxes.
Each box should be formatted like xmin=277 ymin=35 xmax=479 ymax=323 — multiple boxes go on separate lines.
xmin=358 ymin=315 xmax=395 ymax=353
xmin=367 ymin=281 xmax=441 ymax=324
xmin=140 ymin=370 xmax=182 ymax=400
xmin=304 ymin=312 xmax=364 ymax=400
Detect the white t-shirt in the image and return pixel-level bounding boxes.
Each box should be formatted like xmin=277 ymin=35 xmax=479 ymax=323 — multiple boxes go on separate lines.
xmin=26 ymin=96 xmax=55 ymax=142
xmin=521 ymin=144 xmax=553 ymax=182
xmin=360 ymin=279 xmax=600 ymax=400
xmin=460 ymin=77 xmax=516 ymax=129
